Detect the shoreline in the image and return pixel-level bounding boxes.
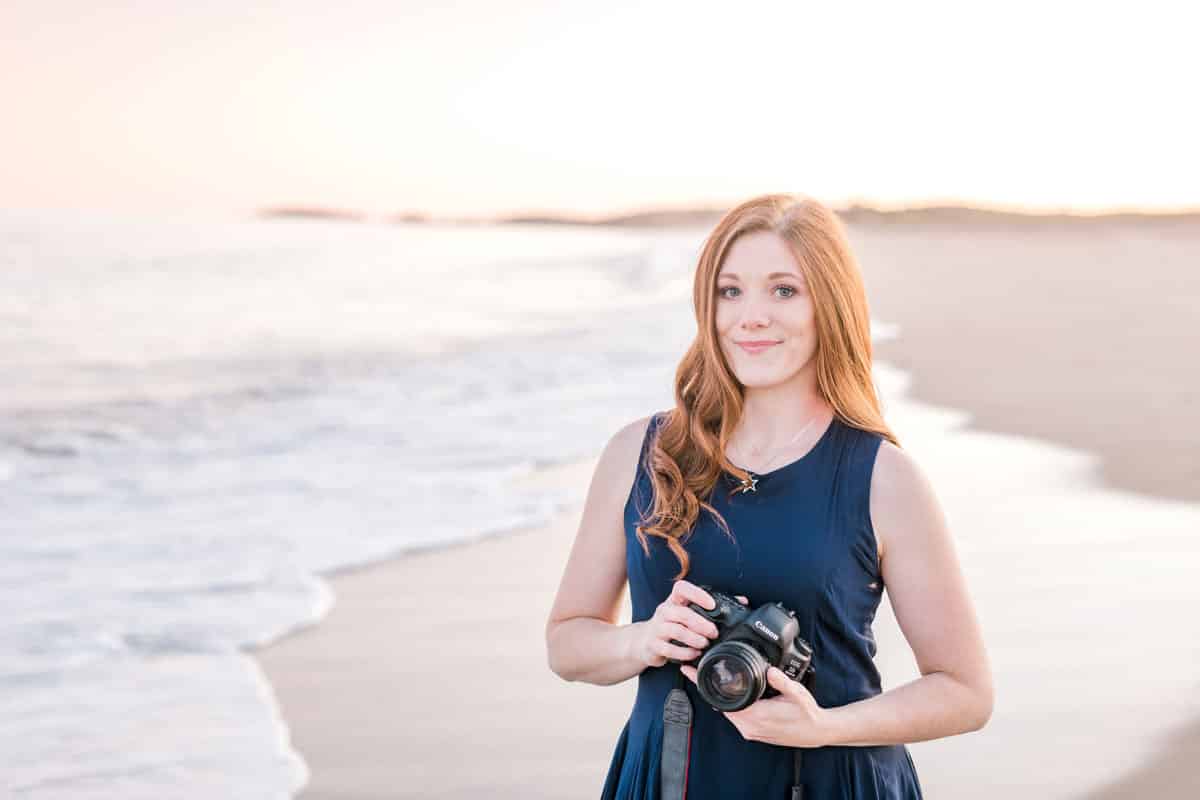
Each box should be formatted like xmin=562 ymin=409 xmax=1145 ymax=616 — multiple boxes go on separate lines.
xmin=253 ymin=456 xmax=636 ymax=799
xmin=253 ymin=376 xmax=1200 ymax=799
xmin=856 ymin=219 xmax=1200 ymax=508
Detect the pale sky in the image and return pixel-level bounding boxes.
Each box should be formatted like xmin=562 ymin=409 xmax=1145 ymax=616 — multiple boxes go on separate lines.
xmin=2 ymin=1 xmax=1197 ymax=218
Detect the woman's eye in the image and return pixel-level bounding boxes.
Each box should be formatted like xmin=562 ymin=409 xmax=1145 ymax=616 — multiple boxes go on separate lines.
xmin=717 ymin=285 xmax=797 ymax=299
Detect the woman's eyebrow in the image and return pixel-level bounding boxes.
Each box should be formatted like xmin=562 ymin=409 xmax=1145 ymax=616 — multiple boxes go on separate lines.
xmin=718 ymin=271 xmax=803 ymax=281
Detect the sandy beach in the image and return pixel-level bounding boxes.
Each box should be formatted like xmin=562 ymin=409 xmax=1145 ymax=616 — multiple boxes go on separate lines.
xmin=253 ymin=215 xmax=1200 ymax=799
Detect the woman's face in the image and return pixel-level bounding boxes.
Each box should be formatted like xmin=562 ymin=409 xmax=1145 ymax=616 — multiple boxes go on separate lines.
xmin=714 ymin=231 xmax=818 ymax=389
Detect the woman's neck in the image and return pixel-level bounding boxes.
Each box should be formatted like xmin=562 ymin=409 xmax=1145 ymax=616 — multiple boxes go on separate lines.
xmin=734 ymin=391 xmax=831 ymax=449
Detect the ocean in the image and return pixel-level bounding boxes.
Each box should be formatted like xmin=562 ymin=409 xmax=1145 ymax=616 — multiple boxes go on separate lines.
xmin=0 ymin=210 xmax=728 ymax=797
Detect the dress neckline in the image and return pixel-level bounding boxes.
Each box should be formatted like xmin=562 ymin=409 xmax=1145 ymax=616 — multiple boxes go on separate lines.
xmin=725 ymin=414 xmax=840 ymax=480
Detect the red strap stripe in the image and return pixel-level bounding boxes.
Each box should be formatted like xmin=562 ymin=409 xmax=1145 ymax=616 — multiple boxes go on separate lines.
xmin=681 ymin=723 xmax=692 ymax=799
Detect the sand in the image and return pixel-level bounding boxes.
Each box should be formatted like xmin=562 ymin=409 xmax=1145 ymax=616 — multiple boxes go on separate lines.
xmin=253 ymin=216 xmax=1200 ymax=799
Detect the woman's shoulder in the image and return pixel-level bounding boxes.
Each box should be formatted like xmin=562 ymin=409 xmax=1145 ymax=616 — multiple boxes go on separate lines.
xmin=591 ymin=412 xmax=663 ymax=510
xmin=609 ymin=411 xmax=663 ymax=457
xmin=869 ymin=438 xmax=926 ymax=497
xmin=867 ymin=437 xmax=941 ymax=564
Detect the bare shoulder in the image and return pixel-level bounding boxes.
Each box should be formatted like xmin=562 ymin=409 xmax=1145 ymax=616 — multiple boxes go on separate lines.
xmin=595 ymin=413 xmax=656 ymax=503
xmin=572 ymin=412 xmax=658 ymax=538
xmin=868 ymin=439 xmax=941 ymax=564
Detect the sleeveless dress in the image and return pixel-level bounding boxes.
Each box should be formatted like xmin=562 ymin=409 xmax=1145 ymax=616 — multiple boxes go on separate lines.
xmin=601 ymin=410 xmax=924 ymax=800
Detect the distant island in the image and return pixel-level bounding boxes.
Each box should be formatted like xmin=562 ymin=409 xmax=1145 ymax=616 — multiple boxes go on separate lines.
xmin=488 ymin=207 xmax=729 ymax=228
xmin=258 ymin=206 xmax=368 ymax=222
xmin=484 ymin=203 xmax=1200 ymax=228
xmin=390 ymin=211 xmax=432 ymax=224
xmin=255 ymin=202 xmax=1200 ymax=228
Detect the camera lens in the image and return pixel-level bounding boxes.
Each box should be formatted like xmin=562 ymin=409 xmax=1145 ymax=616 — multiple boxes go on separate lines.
xmin=707 ymin=657 xmax=750 ymax=698
xmin=696 ymin=641 xmax=768 ymax=712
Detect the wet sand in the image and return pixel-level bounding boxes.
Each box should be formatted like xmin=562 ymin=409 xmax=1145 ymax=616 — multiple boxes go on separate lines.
xmin=853 ymin=216 xmax=1200 ymax=799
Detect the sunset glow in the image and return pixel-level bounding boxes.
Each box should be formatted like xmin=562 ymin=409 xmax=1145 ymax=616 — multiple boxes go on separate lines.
xmin=3 ymin=0 xmax=1197 ymax=218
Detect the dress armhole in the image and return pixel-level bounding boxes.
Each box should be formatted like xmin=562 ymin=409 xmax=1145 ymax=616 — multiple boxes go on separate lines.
xmin=861 ymin=435 xmax=886 ymax=579
xmin=624 ymin=411 xmax=664 ymax=524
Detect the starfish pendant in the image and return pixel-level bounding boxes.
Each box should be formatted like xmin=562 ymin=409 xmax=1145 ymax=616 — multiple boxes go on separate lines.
xmin=737 ymin=473 xmax=759 ymax=494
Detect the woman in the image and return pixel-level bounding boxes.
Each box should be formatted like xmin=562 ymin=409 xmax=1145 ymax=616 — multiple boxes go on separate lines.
xmin=545 ymin=193 xmax=993 ymax=799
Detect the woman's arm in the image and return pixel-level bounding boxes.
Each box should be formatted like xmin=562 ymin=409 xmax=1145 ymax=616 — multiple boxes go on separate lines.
xmin=545 ymin=416 xmax=653 ymax=685
xmin=821 ymin=440 xmax=995 ymax=746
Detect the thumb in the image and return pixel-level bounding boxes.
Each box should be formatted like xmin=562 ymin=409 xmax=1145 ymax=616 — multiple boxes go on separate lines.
xmin=766 ymin=666 xmax=796 ymax=694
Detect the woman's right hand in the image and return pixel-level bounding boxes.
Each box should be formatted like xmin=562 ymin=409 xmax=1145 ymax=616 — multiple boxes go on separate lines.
xmin=629 ymin=580 xmax=746 ymax=669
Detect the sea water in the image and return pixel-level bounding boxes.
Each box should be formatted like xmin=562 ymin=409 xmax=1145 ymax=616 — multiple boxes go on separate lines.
xmin=0 ymin=210 xmax=729 ymax=797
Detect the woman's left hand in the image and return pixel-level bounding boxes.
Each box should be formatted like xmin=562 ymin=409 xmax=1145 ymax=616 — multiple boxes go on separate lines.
xmin=679 ymin=664 xmax=831 ymax=748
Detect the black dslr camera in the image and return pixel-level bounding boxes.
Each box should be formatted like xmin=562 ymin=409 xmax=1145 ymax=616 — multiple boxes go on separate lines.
xmin=668 ymin=585 xmax=815 ymax=712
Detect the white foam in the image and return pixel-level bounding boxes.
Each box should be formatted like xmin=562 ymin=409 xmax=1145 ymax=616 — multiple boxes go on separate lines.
xmin=0 ymin=216 xmax=703 ymax=798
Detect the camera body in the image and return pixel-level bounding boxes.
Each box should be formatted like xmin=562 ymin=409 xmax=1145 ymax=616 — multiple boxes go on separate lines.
xmin=668 ymin=585 xmax=815 ymax=712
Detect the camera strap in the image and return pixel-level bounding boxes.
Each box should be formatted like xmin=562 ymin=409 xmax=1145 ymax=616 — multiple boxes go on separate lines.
xmin=792 ymin=750 xmax=805 ymax=800
xmin=660 ymin=667 xmax=693 ymax=800
xmin=661 ymin=666 xmax=806 ymax=800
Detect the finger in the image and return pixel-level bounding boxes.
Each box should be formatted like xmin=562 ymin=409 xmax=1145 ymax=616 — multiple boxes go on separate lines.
xmin=680 ymin=665 xmax=698 ymax=683
xmin=664 ymin=621 xmax=709 ymax=650
xmin=662 ymin=605 xmax=720 ymax=639
xmin=735 ymin=595 xmax=749 ymax=605
xmin=656 ymin=640 xmax=702 ymax=662
xmin=670 ymin=580 xmax=715 ymax=610
xmin=668 ymin=580 xmax=713 ymax=610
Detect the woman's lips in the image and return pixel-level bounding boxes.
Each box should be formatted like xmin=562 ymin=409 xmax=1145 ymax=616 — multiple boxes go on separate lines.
xmin=737 ymin=340 xmax=781 ymax=354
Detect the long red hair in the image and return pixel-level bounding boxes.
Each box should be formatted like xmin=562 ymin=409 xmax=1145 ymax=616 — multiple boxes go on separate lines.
xmin=634 ymin=193 xmax=900 ymax=580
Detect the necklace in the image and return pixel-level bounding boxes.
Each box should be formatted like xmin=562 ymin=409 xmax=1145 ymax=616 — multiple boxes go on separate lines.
xmin=727 ymin=414 xmax=823 ymax=494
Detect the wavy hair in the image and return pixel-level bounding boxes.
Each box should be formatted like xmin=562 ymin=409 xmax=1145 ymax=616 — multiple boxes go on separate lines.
xmin=633 ymin=193 xmax=900 ymax=580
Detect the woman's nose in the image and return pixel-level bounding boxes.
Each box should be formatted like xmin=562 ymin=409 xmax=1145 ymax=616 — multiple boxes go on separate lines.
xmin=738 ymin=302 xmax=771 ymax=328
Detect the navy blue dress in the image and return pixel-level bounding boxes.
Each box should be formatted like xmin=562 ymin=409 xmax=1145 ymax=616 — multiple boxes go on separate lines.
xmin=601 ymin=411 xmax=924 ymax=799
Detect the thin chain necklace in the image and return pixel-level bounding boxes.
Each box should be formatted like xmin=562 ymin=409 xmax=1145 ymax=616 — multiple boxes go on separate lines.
xmin=728 ymin=414 xmax=822 ymax=494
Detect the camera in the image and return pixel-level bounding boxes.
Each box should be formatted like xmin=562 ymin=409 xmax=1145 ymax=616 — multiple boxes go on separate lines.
xmin=667 ymin=585 xmax=815 ymax=712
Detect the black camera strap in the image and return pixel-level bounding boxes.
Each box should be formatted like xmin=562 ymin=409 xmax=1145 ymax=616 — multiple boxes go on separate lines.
xmin=661 ymin=666 xmax=806 ymax=799
xmin=660 ymin=668 xmax=693 ymax=800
